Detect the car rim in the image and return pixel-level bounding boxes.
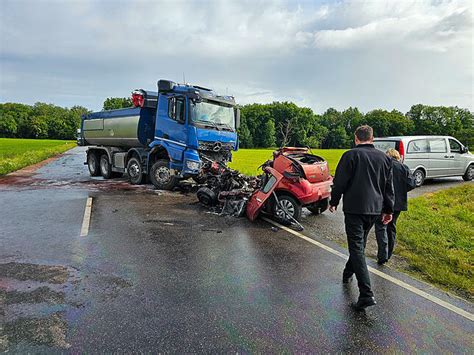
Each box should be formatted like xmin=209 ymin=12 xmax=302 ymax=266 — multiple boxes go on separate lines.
xmin=155 ymin=166 xmax=171 ymax=184
xmin=415 ymin=172 xmax=423 ymax=184
xmin=276 ymin=199 xmax=295 ymax=219
xmin=468 ymin=167 xmax=473 ymax=179
xmin=129 ymin=163 xmax=140 ymax=178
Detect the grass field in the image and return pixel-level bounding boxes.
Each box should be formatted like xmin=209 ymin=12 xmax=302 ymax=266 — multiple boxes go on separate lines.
xmin=229 ymin=148 xmax=347 ymax=176
xmin=0 ymin=138 xmax=75 ymax=175
xmin=397 ymin=184 xmax=474 ymax=298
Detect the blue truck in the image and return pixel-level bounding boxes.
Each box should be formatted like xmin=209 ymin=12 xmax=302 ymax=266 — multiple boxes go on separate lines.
xmin=77 ymin=80 xmax=240 ymax=190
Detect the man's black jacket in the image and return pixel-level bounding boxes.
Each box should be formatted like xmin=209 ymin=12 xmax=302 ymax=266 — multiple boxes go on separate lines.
xmin=392 ymin=158 xmax=416 ymax=211
xmin=330 ymin=144 xmax=395 ymax=215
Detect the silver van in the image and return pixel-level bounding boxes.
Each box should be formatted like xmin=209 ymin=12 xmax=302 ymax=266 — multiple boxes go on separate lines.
xmin=373 ymin=136 xmax=473 ymax=187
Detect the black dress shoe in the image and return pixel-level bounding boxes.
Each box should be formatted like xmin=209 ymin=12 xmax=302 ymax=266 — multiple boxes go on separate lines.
xmin=343 ymin=275 xmax=353 ymax=284
xmin=353 ymin=297 xmax=377 ymax=310
xmin=377 ymin=259 xmax=387 ymax=265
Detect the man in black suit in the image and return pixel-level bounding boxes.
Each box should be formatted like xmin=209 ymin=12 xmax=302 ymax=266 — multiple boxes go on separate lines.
xmin=329 ymin=125 xmax=395 ymax=310
xmin=375 ymin=148 xmax=416 ymax=265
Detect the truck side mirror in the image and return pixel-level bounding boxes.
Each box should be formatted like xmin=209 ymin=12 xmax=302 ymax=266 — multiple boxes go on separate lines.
xmin=235 ymin=108 xmax=241 ymax=129
xmin=463 ymin=146 xmax=469 ymax=154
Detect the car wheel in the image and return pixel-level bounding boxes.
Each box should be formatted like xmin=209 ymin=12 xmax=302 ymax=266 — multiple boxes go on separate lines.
xmin=150 ymin=159 xmax=178 ymax=190
xmin=127 ymin=157 xmax=143 ymax=185
xmin=99 ymin=154 xmax=112 ymax=179
xmin=273 ymin=194 xmax=302 ymax=223
xmin=87 ymin=152 xmax=100 ymax=176
xmin=307 ymin=198 xmax=329 ymax=215
xmin=413 ymin=169 xmax=425 ymax=187
xmin=462 ymin=165 xmax=473 ymax=181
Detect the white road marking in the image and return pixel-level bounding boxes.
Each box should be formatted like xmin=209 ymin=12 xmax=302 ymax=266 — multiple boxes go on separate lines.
xmin=80 ymin=197 xmax=93 ymax=237
xmin=262 ymin=217 xmax=474 ymax=322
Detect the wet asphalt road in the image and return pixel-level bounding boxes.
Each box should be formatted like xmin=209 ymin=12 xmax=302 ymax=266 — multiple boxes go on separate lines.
xmin=0 ymin=147 xmax=473 ymax=352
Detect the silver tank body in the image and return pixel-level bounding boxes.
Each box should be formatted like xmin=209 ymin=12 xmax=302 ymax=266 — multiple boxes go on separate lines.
xmin=83 ymin=114 xmax=142 ymax=148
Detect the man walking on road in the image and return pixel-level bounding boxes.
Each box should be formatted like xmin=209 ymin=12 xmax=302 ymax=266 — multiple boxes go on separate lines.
xmin=329 ymin=125 xmax=395 ymax=310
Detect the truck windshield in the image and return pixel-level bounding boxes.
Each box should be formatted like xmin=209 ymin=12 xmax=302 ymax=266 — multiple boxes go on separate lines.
xmin=191 ymin=101 xmax=235 ymax=131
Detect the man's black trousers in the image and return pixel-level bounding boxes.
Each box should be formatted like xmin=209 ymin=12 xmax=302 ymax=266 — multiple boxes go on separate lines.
xmin=343 ymin=213 xmax=378 ymax=299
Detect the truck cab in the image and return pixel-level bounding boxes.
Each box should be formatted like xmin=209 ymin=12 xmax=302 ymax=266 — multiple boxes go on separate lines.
xmin=78 ymin=80 xmax=240 ymax=190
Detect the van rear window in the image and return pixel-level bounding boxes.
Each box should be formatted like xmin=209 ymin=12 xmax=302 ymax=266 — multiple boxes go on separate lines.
xmin=373 ymin=140 xmax=397 ymax=152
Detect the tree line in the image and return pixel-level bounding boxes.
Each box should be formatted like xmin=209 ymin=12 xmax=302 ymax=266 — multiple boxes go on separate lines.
xmin=238 ymin=103 xmax=474 ymax=148
xmin=1 ymin=99 xmax=472 ymax=148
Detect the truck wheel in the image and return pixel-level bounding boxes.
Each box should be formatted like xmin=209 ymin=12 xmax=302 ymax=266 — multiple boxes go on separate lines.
xmin=307 ymin=198 xmax=329 ymax=215
xmin=99 ymin=154 xmax=113 ymax=179
xmin=462 ymin=165 xmax=473 ymax=181
xmin=127 ymin=157 xmax=143 ymax=185
xmin=273 ymin=194 xmax=302 ymax=223
xmin=413 ymin=169 xmax=425 ymax=187
xmin=150 ymin=159 xmax=178 ymax=190
xmin=87 ymin=152 xmax=100 ymax=176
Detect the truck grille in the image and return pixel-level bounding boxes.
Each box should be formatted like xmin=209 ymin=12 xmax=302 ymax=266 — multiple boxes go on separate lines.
xmin=198 ymin=141 xmax=234 ymax=152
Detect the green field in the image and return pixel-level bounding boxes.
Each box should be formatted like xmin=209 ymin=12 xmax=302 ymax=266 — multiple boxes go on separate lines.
xmin=0 ymin=138 xmax=75 ymax=175
xmin=229 ymin=148 xmax=347 ymax=176
xmin=397 ymin=184 xmax=474 ymax=298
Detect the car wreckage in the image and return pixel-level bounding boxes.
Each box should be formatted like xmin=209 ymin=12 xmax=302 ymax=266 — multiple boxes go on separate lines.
xmin=197 ymin=147 xmax=333 ymax=227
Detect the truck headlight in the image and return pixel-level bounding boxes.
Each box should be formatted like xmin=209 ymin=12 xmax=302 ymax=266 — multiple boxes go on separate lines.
xmin=186 ymin=160 xmax=200 ymax=171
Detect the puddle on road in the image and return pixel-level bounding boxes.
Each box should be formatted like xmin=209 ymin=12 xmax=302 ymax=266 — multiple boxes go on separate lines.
xmin=0 ymin=262 xmax=72 ymax=351
xmin=2 ymin=312 xmax=70 ymax=350
xmin=1 ymin=286 xmax=65 ymax=305
xmin=0 ymin=262 xmax=69 ymax=284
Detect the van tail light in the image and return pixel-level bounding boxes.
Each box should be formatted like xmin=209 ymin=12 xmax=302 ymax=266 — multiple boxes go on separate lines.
xmin=132 ymin=91 xmax=145 ymax=107
xmin=399 ymin=140 xmax=405 ymax=162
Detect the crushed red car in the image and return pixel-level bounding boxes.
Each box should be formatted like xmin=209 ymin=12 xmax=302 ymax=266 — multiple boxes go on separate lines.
xmin=197 ymin=147 xmax=333 ymax=226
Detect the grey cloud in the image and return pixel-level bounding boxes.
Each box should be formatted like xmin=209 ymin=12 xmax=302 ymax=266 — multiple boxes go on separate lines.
xmin=0 ymin=0 xmax=472 ymax=112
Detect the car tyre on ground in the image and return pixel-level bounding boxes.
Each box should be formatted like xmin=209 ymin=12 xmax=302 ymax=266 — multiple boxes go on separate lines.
xmin=99 ymin=153 xmax=113 ymax=179
xmin=273 ymin=193 xmax=302 ymax=223
xmin=307 ymin=198 xmax=329 ymax=215
xmin=150 ymin=159 xmax=179 ymax=190
xmin=462 ymin=164 xmax=473 ymax=181
xmin=127 ymin=157 xmax=144 ymax=185
xmin=87 ymin=152 xmax=100 ymax=176
xmin=413 ymin=168 xmax=425 ymax=187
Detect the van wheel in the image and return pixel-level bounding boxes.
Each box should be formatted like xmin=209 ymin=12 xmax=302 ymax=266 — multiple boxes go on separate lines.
xmin=413 ymin=169 xmax=425 ymax=187
xmin=273 ymin=194 xmax=302 ymax=223
xmin=463 ymin=165 xmax=473 ymax=181
xmin=127 ymin=157 xmax=143 ymax=185
xmin=87 ymin=152 xmax=100 ymax=176
xmin=307 ymin=198 xmax=329 ymax=215
xmin=150 ymin=159 xmax=178 ymax=190
xmin=99 ymin=154 xmax=112 ymax=179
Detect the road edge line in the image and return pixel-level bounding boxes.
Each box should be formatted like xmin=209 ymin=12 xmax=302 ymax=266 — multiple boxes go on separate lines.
xmin=80 ymin=197 xmax=93 ymax=237
xmin=262 ymin=217 xmax=474 ymax=322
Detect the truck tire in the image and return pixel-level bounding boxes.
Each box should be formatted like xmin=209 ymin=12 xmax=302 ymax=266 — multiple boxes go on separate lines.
xmin=127 ymin=157 xmax=144 ymax=185
xmin=87 ymin=152 xmax=100 ymax=176
xmin=150 ymin=159 xmax=178 ymax=190
xmin=462 ymin=164 xmax=473 ymax=181
xmin=99 ymin=154 xmax=113 ymax=179
xmin=273 ymin=194 xmax=302 ymax=223
xmin=307 ymin=198 xmax=329 ymax=215
xmin=413 ymin=168 xmax=425 ymax=187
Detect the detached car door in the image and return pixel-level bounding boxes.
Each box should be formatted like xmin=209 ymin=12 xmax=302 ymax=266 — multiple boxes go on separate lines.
xmin=246 ymin=167 xmax=283 ymax=221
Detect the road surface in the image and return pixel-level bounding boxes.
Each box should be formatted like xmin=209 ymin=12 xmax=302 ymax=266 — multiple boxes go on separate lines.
xmin=0 ymin=147 xmax=472 ymax=352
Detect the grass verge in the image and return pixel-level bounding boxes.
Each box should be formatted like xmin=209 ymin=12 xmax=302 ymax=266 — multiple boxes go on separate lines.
xmin=0 ymin=138 xmax=75 ymax=175
xmin=397 ymin=184 xmax=473 ymax=298
xmin=229 ymin=148 xmax=347 ymax=176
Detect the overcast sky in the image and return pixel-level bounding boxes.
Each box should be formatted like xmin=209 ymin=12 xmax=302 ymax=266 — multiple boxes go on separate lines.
xmin=0 ymin=0 xmax=472 ymax=113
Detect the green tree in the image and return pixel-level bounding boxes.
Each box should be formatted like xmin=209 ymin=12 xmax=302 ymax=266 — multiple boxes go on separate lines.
xmin=261 ymin=119 xmax=276 ymax=147
xmin=103 ymin=97 xmax=133 ymax=110
xmin=0 ymin=112 xmax=18 ymax=137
